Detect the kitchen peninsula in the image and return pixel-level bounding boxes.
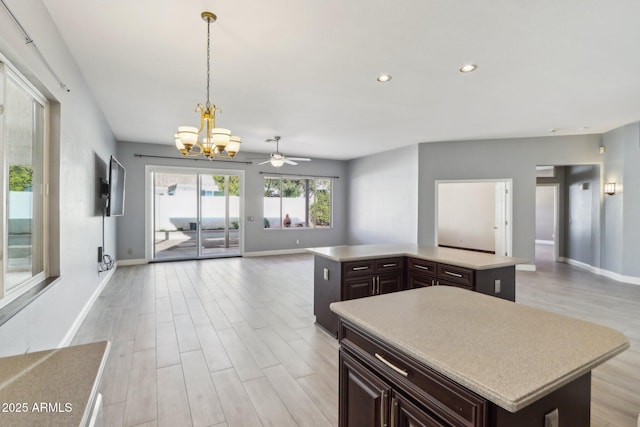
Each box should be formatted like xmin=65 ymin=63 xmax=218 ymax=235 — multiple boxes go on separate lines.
xmin=308 ymin=244 xmax=527 ymax=336
xmin=331 ymin=287 xmax=629 ymax=427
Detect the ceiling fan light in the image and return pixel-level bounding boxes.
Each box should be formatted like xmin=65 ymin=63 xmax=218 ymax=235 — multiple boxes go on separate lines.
xmin=271 ymin=157 xmax=285 ymax=167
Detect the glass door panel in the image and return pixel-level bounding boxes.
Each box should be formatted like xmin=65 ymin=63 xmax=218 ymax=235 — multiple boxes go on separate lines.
xmin=200 ymin=174 xmax=240 ymax=257
xmin=153 ymin=172 xmax=198 ymax=260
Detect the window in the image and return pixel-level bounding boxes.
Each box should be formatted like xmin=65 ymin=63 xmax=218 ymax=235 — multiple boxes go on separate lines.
xmin=263 ymin=176 xmax=332 ymax=229
xmin=0 ymin=60 xmax=48 ymax=307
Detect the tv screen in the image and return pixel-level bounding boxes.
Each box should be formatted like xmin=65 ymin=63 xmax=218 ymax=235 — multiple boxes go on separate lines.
xmin=107 ymin=155 xmax=125 ymax=216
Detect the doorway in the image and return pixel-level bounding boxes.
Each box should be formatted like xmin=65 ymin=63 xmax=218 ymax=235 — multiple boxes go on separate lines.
xmin=435 ymin=180 xmax=512 ymax=256
xmin=147 ymin=166 xmax=243 ymax=261
xmin=535 ymin=184 xmax=559 ymax=265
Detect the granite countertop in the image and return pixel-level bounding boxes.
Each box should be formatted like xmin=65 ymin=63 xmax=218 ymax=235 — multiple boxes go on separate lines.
xmin=307 ymin=243 xmax=528 ymax=270
xmin=0 ymin=341 xmax=110 ymax=427
xmin=330 ymin=287 xmax=629 ymax=412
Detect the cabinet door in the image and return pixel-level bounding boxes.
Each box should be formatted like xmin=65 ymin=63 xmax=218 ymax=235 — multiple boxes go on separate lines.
xmin=340 ymin=350 xmax=391 ymax=427
xmin=407 ymin=272 xmax=434 ymax=289
xmin=378 ymin=273 xmax=403 ymax=294
xmin=392 ymin=393 xmax=449 ymax=427
xmin=344 ymin=276 xmax=374 ymax=300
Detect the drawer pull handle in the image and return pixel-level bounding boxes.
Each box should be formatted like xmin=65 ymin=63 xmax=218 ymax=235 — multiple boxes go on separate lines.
xmin=375 ymin=353 xmax=408 ymax=377
xmin=444 ymin=271 xmax=463 ymax=278
xmin=382 ymin=263 xmax=397 ymax=268
xmin=352 ymin=266 xmax=369 ymax=271
xmin=415 ymin=265 xmax=431 ymax=271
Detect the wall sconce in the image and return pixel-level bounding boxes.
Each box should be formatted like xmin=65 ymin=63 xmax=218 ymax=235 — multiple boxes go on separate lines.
xmin=604 ymin=182 xmax=616 ymax=195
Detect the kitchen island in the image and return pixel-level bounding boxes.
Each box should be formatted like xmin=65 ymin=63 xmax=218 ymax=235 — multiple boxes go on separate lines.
xmin=330 ymin=287 xmax=629 ymax=427
xmin=309 ymin=244 xmax=527 ymax=336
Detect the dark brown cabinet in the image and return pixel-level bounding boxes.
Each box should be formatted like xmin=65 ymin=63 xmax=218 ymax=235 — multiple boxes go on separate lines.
xmin=406 ymin=258 xmax=514 ymax=300
xmin=338 ymin=319 xmax=592 ymax=427
xmin=314 ymin=253 xmax=516 ymax=337
xmin=340 ymin=350 xmax=391 ymax=427
xmin=342 ymin=257 xmax=404 ymax=300
xmin=339 ymin=321 xmax=487 ymax=427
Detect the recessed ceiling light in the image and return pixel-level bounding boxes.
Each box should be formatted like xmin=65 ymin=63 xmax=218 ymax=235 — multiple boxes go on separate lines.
xmin=548 ymin=128 xmax=557 ymax=133
xmin=459 ymin=64 xmax=478 ymax=73
xmin=377 ymin=74 xmax=392 ymax=82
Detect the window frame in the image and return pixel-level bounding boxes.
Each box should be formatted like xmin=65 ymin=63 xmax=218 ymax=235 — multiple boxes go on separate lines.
xmin=0 ymin=56 xmax=51 ymax=313
xmin=263 ymin=175 xmax=333 ymax=230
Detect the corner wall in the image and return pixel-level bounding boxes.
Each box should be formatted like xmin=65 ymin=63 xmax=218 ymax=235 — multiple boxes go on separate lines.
xmin=0 ymin=1 xmax=117 ymax=355
xmin=347 ymin=145 xmax=419 ymax=245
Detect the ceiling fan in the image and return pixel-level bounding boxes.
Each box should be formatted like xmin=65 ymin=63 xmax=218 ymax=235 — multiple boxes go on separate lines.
xmin=257 ymin=136 xmax=311 ymax=167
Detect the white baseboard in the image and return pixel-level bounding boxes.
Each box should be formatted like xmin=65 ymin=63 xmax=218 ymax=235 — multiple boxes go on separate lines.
xmin=244 ymin=248 xmax=308 ymax=257
xmin=58 ymin=266 xmax=116 ymax=348
xmin=560 ymin=257 xmax=640 ymax=286
xmin=516 ymin=264 xmax=537 ymax=272
xmin=116 ymin=258 xmax=147 ymax=266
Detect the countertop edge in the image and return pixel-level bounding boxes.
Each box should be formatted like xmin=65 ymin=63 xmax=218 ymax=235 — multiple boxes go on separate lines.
xmin=307 ymin=247 xmax=525 ymax=270
xmin=79 ymin=340 xmax=111 ymax=427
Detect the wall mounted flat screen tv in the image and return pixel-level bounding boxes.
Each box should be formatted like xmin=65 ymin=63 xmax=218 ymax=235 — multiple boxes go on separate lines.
xmin=107 ymin=155 xmax=125 ymax=216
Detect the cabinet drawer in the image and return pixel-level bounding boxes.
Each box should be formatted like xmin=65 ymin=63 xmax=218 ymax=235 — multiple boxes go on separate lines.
xmin=343 ymin=260 xmax=375 ymax=277
xmin=437 ymin=264 xmax=474 ymax=286
xmin=375 ymin=257 xmax=404 ymax=273
xmin=408 ymin=257 xmax=437 ymax=276
xmin=340 ymin=321 xmax=486 ymax=427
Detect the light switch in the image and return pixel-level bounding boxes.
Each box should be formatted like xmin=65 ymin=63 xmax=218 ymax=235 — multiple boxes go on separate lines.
xmin=494 ymin=279 xmax=501 ymax=293
xmin=323 ymin=268 xmax=329 ymax=281
xmin=544 ymin=408 xmax=559 ymax=427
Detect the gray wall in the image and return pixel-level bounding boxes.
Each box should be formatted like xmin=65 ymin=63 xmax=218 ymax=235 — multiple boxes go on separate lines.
xmin=563 ymin=165 xmax=601 ymax=267
xmin=417 ymin=135 xmax=603 ymax=264
xmin=603 ymin=121 xmax=640 ymax=277
xmin=347 ymin=145 xmax=418 ymax=245
xmin=116 ymin=141 xmax=348 ymax=259
xmin=0 ymin=2 xmax=117 ymax=356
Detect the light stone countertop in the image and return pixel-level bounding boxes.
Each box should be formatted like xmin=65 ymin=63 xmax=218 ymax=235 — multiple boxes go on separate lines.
xmin=0 ymin=341 xmax=110 ymax=426
xmin=330 ymin=287 xmax=629 ymax=412
xmin=307 ymin=243 xmax=528 ymax=270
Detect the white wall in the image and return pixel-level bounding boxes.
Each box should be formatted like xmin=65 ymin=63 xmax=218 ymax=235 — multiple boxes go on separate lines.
xmin=437 ymin=182 xmax=496 ymax=252
xmin=347 ymin=145 xmax=418 ymax=245
xmin=0 ymin=1 xmax=117 ymax=356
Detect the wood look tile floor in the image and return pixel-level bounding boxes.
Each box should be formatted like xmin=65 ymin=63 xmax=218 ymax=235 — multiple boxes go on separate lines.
xmin=72 ymin=252 xmax=640 ymax=427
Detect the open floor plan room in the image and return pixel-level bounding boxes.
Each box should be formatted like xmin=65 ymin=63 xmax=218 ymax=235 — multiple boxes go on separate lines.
xmin=71 ymin=254 xmax=640 ymax=427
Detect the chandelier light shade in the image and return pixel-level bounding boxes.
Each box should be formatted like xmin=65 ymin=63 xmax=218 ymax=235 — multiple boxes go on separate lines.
xmin=175 ymin=11 xmax=241 ymax=159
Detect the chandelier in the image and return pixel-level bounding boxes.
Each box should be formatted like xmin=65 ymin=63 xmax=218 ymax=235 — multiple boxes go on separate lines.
xmin=175 ymin=11 xmax=241 ymax=159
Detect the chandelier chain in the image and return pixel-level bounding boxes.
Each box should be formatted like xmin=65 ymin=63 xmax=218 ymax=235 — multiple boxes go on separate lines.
xmin=206 ymin=17 xmax=211 ymax=110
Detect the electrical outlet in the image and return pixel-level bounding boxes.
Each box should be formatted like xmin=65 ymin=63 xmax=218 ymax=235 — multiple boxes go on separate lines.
xmin=97 ymin=246 xmax=103 ymax=263
xmin=296 ymin=239 xmax=300 ymax=245
xmin=494 ymin=279 xmax=501 ymax=293
xmin=323 ymin=268 xmax=329 ymax=281
xmin=544 ymin=408 xmax=559 ymax=427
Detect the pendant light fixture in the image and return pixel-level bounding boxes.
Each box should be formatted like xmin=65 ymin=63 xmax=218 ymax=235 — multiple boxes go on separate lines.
xmin=175 ymin=11 xmax=241 ymax=159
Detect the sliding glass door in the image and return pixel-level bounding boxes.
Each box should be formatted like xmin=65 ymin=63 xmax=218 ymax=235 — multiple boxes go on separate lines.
xmin=151 ymin=168 xmax=242 ymax=261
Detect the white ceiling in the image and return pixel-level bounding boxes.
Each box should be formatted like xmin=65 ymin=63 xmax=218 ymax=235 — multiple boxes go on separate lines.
xmin=41 ymin=0 xmax=640 ymax=160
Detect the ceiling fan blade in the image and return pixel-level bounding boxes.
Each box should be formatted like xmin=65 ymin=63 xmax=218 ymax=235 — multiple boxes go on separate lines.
xmin=283 ymin=159 xmax=298 ymax=165
xmin=287 ymin=157 xmax=311 ymax=161
xmin=257 ymin=160 xmax=271 ymax=165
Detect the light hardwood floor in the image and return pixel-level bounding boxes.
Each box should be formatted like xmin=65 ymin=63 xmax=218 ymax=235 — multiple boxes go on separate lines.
xmin=72 ymin=252 xmax=640 ymax=427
